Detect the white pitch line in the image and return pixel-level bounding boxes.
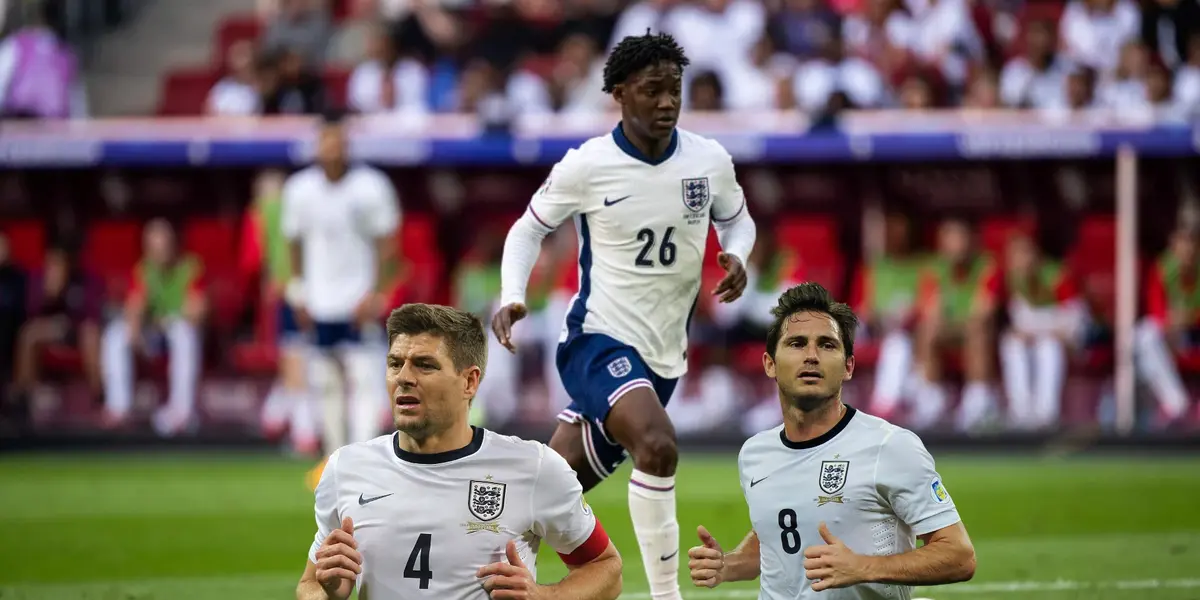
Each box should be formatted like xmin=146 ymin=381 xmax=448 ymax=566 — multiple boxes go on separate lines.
xmin=622 ymin=578 xmax=1200 ymax=599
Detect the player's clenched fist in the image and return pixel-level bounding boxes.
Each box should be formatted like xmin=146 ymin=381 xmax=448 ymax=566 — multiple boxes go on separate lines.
xmin=688 ymin=525 xmax=725 ymax=588
xmin=477 ymin=540 xmax=544 ymax=600
xmin=314 ymin=517 xmax=362 ymax=600
xmin=491 ymin=303 xmax=528 ymax=353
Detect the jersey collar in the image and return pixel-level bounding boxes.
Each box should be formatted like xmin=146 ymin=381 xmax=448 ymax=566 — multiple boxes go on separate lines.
xmin=393 ymin=426 xmax=485 ymax=464
xmin=779 ymin=406 xmax=857 ymax=450
xmin=612 ymin=122 xmax=678 ymax=166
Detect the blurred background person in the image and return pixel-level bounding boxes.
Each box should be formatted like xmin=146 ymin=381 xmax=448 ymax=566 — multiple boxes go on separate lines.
xmin=0 ymin=0 xmax=85 ymax=119
xmin=0 ymin=233 xmax=27 ymax=430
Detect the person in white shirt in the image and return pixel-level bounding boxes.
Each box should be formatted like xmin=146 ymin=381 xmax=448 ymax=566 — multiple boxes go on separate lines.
xmin=492 ymin=31 xmax=756 ymax=600
xmin=206 ymin=39 xmax=262 ymax=116
xmin=347 ymin=23 xmax=429 ymax=116
xmin=297 ymin=303 xmax=622 ymax=600
xmin=283 ymin=112 xmax=400 ymax=483
xmin=687 ymin=282 xmax=977 ymax=600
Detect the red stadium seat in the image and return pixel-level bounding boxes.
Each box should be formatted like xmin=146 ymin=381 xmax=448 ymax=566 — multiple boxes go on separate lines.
xmin=322 ymin=67 xmax=352 ymax=109
xmin=1 ymin=219 xmax=46 ymax=270
xmin=84 ymin=220 xmax=143 ymax=299
xmin=980 ymin=215 xmax=1036 ymax=259
xmin=214 ymin=14 xmax=263 ymax=67
xmin=183 ymin=217 xmax=244 ymax=328
xmin=1068 ymin=215 xmax=1116 ymax=322
xmin=392 ymin=212 xmax=446 ymax=305
xmin=158 ymin=67 xmax=220 ymax=116
xmin=775 ymin=215 xmax=845 ymax=293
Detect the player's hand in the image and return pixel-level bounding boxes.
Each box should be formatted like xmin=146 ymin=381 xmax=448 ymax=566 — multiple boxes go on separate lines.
xmin=477 ymin=540 xmax=544 ymax=600
xmin=354 ymin=291 xmax=387 ymax=326
xmin=688 ymin=525 xmax=725 ymax=588
xmin=712 ymin=252 xmax=747 ymax=304
xmin=804 ymin=522 xmax=869 ymax=591
xmin=491 ymin=303 xmax=528 ymax=354
xmin=314 ymin=517 xmax=362 ymax=600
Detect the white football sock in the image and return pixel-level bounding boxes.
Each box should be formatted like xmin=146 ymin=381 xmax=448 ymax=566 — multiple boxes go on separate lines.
xmin=629 ymin=470 xmax=682 ymax=600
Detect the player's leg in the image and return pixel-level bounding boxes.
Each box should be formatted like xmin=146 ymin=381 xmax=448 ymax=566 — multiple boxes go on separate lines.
xmin=282 ymin=342 xmax=319 ymax=454
xmin=1031 ymin=334 xmax=1065 ymax=429
xmin=1132 ymin=318 xmax=1189 ymax=422
xmin=475 ymin=305 xmax=521 ymax=427
xmin=310 ymin=323 xmax=348 ymax=453
xmin=868 ymin=329 xmax=914 ymax=420
xmin=343 ymin=333 xmax=386 ymax=444
xmin=546 ymin=420 xmax=605 ymax=492
xmin=999 ymin=330 xmax=1033 ymax=429
xmin=100 ymin=317 xmax=135 ymax=425
xmin=78 ymin=321 xmax=103 ymax=398
xmin=156 ymin=316 xmax=202 ymax=436
xmin=957 ymin=314 xmax=997 ymax=431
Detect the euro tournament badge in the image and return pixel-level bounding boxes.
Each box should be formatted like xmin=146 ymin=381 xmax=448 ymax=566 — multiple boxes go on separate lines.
xmin=817 ymin=460 xmax=849 ymax=506
xmin=607 ymin=356 xmax=632 ymax=378
xmin=930 ymin=478 xmax=951 ymax=504
xmin=468 ymin=479 xmax=507 ymax=522
xmin=681 ymin=177 xmax=711 ymax=213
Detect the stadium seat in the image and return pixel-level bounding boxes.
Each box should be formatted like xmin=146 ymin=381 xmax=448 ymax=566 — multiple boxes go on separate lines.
xmin=182 ymin=217 xmax=244 ymax=328
xmin=393 ymin=212 xmax=446 ymax=305
xmin=980 ymin=215 xmax=1036 ymax=259
xmin=1 ymin=219 xmax=46 ymax=270
xmin=321 ymin=67 xmax=352 ymax=109
xmin=1068 ymin=215 xmax=1117 ymax=322
xmin=775 ymin=215 xmax=845 ymax=293
xmin=84 ymin=220 xmax=143 ymax=299
xmin=158 ymin=67 xmax=220 ymax=116
xmin=214 ymin=14 xmax=263 ymax=67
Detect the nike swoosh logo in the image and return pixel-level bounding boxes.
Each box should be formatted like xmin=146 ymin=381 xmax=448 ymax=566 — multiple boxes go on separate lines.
xmin=358 ymin=492 xmax=394 ymax=506
xmin=603 ymin=195 xmax=632 ymax=206
xmin=660 ymin=550 xmax=679 ymax=561
xmin=750 ymin=476 xmax=769 ymax=487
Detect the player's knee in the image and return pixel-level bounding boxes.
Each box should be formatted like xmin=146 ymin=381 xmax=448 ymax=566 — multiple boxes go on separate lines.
xmin=629 ymin=432 xmax=678 ymax=476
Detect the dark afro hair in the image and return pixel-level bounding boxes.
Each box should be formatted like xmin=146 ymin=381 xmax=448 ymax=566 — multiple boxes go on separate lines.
xmin=602 ymin=30 xmax=690 ymax=94
xmin=765 ymin=282 xmax=859 ymax=360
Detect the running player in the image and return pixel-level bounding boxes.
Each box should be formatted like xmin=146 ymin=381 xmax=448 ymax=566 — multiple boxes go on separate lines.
xmin=687 ymin=283 xmax=976 ymax=599
xmin=492 ymin=31 xmax=756 ymax=600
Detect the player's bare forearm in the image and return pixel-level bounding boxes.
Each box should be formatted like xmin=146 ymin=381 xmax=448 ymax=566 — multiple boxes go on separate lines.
xmin=545 ymin=542 xmax=623 ymax=600
xmin=295 ymin=579 xmax=332 ymax=600
xmin=863 ymin=523 xmax=976 ymax=586
xmin=289 ymin=241 xmax=304 ymax=281
xmin=722 ymin=530 xmax=762 ymax=582
xmin=373 ymin=235 xmax=393 ymax=292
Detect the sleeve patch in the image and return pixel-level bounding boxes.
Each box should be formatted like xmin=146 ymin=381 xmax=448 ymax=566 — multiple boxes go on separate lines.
xmin=930 ymin=477 xmax=951 ymax=504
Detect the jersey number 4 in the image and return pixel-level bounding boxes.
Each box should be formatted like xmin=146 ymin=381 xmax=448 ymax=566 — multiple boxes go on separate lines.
xmin=404 ymin=533 xmax=433 ymax=589
xmin=635 ymin=227 xmax=677 ymax=267
xmin=778 ymin=508 xmax=802 ymax=554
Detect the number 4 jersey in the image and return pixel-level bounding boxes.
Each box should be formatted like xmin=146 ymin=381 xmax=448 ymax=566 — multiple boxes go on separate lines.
xmin=499 ymin=124 xmax=755 ymax=380
xmin=308 ymin=427 xmax=610 ymax=600
xmin=738 ymin=407 xmax=962 ymax=600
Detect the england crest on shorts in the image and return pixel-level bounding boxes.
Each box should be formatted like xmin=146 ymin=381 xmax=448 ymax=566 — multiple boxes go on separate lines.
xmin=681 ymin=177 xmax=710 ymax=213
xmin=819 ymin=460 xmax=849 ymax=495
xmin=607 ymin=356 xmax=632 ymax=378
xmin=468 ymin=479 xmax=507 ymax=522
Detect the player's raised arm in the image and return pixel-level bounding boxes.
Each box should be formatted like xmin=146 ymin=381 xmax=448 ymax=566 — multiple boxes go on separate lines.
xmin=709 ymin=148 xmax=756 ymax=304
xmin=688 ymin=526 xmax=761 ymax=588
xmin=297 ymin=451 xmax=362 ymax=600
xmin=494 ymin=150 xmax=587 ymax=351
xmin=481 ymin=444 xmax=622 ymax=600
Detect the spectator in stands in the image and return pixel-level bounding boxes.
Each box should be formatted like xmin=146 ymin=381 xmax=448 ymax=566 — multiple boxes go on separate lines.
xmin=608 ymin=0 xmax=677 ymax=51
xmin=0 ymin=0 xmax=86 ymax=119
xmin=1096 ymin=40 xmax=1151 ymax=109
xmin=998 ymin=234 xmax=1087 ymax=432
xmin=906 ymin=0 xmax=986 ymax=90
xmin=380 ymin=0 xmax=464 ymax=111
xmin=999 ymin=19 xmax=1071 ymax=109
xmin=770 ymin=0 xmax=842 ymax=61
xmin=261 ymin=0 xmax=332 ymax=67
xmin=240 ymin=170 xmax=319 ymax=455
xmin=206 ymin=39 xmax=262 ymax=116
xmin=348 ymin=23 xmax=429 ymax=116
xmin=1064 ymin=66 xmax=1099 ymax=110
xmin=793 ymin=32 xmax=886 ymax=113
xmin=687 ymin=70 xmax=724 ymax=110
xmin=857 ymin=213 xmax=929 ymax=428
xmin=260 ymin=46 xmax=327 ymax=115
xmin=1133 ymin=224 xmax=1199 ymax=427
xmin=507 ymin=31 xmax=611 ymax=115
xmin=1059 ymin=0 xmax=1141 ymax=75
xmin=101 ymin=219 xmax=206 ymax=436
xmin=719 ymin=34 xmax=797 ymax=110
xmin=1140 ymin=0 xmax=1200 ymax=70
xmin=962 ymin=67 xmax=1001 ymax=108
xmin=665 ymin=0 xmax=767 ymax=74
xmin=842 ymin=0 xmax=913 ymax=70
xmin=914 ymin=218 xmax=1002 ymax=432
xmin=0 ymin=233 xmax=27 ymax=427
xmin=559 ymin=0 xmax=620 ymax=51
xmin=10 ymin=244 xmax=102 ymax=408
xmin=897 ymin=70 xmax=939 ymax=108
xmin=1172 ymin=33 xmax=1200 ymax=116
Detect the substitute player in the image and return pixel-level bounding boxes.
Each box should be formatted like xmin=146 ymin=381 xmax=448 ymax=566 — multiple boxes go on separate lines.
xmin=687 ymin=283 xmax=976 ymax=600
xmin=283 ymin=111 xmax=399 ymax=480
xmin=492 ymin=31 xmax=756 ymax=600
xmin=296 ymin=304 xmax=621 ymax=600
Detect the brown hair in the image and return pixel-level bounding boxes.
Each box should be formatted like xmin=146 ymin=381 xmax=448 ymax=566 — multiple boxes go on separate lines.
xmin=765 ymin=282 xmax=859 ymax=360
xmin=385 ymin=304 xmax=488 ymax=376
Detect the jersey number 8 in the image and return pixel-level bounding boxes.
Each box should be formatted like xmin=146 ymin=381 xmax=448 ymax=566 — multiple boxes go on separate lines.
xmin=635 ymin=227 xmax=677 ymax=268
xmin=778 ymin=508 xmax=802 ymax=554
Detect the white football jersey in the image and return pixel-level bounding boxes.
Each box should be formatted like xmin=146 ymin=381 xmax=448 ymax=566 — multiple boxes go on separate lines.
xmin=738 ymin=407 xmax=962 ymax=600
xmin=308 ymin=428 xmax=607 ymax=600
xmin=526 ymin=126 xmax=750 ymax=379
xmin=282 ymin=165 xmax=400 ymax=321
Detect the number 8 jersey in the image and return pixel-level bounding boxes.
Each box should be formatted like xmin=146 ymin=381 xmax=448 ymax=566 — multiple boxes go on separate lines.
xmin=308 ymin=428 xmax=610 ymax=600
xmin=501 ymin=124 xmax=755 ymax=380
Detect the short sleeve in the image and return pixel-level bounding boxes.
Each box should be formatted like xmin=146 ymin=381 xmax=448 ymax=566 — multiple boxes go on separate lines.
xmin=710 ymin=148 xmax=746 ymax=224
xmin=875 ymin=429 xmax=961 ymax=537
xmin=307 ymin=449 xmax=343 ymax=563
xmin=527 ymin=149 xmax=587 ymax=231
xmin=531 ymin=445 xmax=609 ymax=564
xmin=281 ymin=176 xmax=305 ymax=241
xmin=361 ymin=170 xmax=401 ymax=238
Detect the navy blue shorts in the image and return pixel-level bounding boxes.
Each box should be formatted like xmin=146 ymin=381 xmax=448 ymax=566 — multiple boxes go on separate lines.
xmin=556 ymin=333 xmax=678 ymax=480
xmin=277 ymin=303 xmax=303 ymax=345
xmin=307 ymin=320 xmax=367 ymax=350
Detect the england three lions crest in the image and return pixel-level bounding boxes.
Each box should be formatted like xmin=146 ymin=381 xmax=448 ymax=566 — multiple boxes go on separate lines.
xmin=819 ymin=460 xmax=849 ymax=495
xmin=681 ymin=177 xmax=710 ymax=213
xmin=468 ymin=479 xmax=507 ymax=522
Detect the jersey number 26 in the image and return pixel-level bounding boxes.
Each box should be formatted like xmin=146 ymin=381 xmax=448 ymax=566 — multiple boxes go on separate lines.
xmin=635 ymin=227 xmax=678 ymax=268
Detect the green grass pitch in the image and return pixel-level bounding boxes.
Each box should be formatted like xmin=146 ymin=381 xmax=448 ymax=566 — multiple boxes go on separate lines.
xmin=0 ymin=451 xmax=1197 ymax=600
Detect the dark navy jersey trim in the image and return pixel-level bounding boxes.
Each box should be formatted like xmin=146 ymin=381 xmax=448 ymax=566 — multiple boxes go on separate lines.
xmin=779 ymin=406 xmax=857 ymax=450
xmin=612 ymin=123 xmax=678 ymax=166
xmin=393 ymin=427 xmax=485 ymax=464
